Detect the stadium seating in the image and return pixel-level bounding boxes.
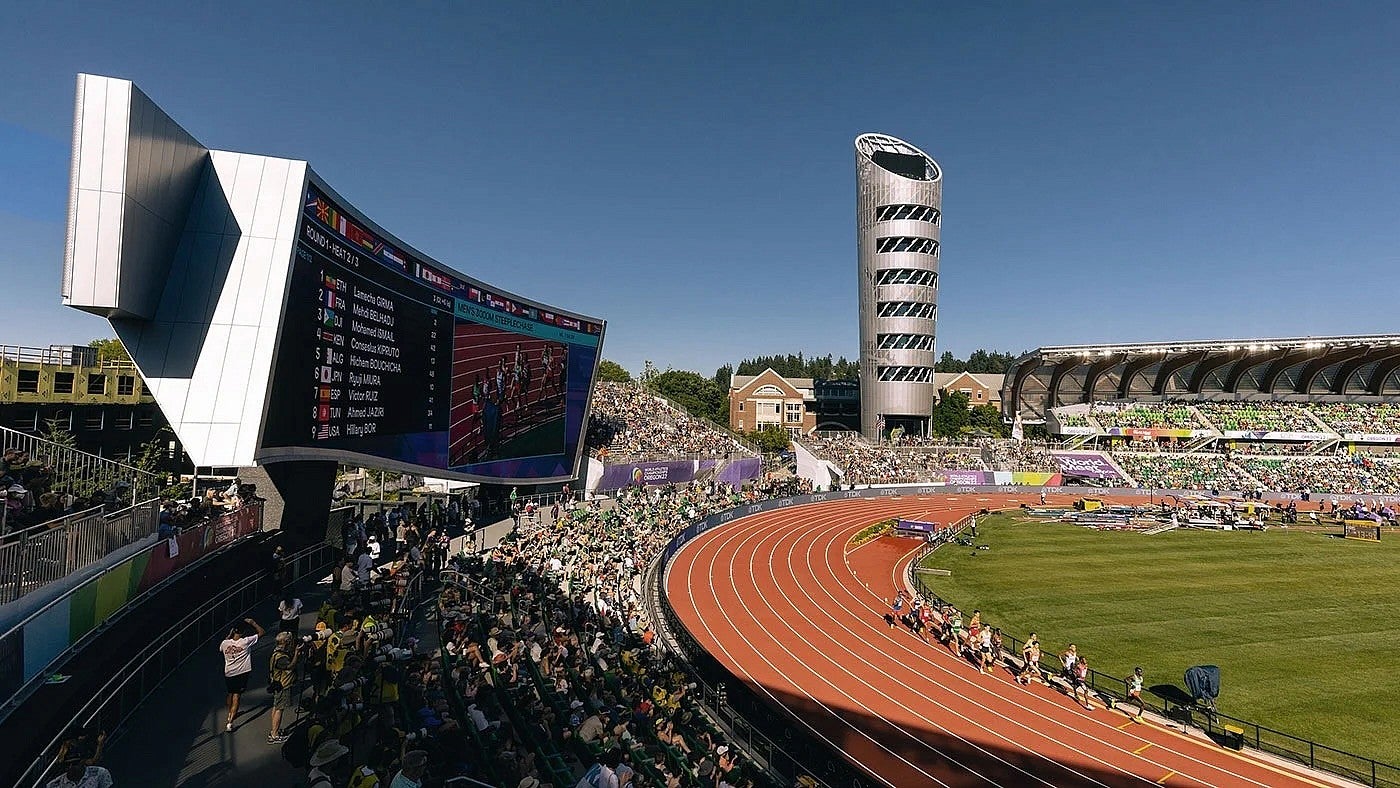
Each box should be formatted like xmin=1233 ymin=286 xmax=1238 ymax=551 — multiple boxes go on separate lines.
xmin=587 ymin=383 xmax=749 ymax=463
xmin=1234 ymin=455 xmax=1400 ymax=495
xmin=801 ymin=432 xmax=986 ymax=484
xmin=1111 ymin=453 xmax=1256 ymax=491
xmin=437 ymin=481 xmax=792 ymax=787
xmin=1308 ymin=403 xmax=1400 ymax=436
xmin=985 ymin=440 xmax=1059 ymax=473
xmin=1193 ymin=402 xmax=1318 ymax=433
xmin=1089 ymin=402 xmax=1206 ymax=430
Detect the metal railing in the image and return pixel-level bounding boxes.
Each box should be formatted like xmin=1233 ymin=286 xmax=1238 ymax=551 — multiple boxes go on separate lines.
xmin=0 ymin=498 xmax=161 ymax=604
xmin=0 ymin=344 xmax=124 ymax=368
xmin=13 ymin=537 xmax=339 ymax=788
xmin=1 ymin=424 xmax=161 ymax=512
xmin=903 ymin=523 xmax=1400 ymax=788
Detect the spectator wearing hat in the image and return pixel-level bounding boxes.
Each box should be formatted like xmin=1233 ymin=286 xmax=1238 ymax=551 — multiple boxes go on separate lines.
xmin=307 ymin=738 xmax=350 ymax=788
xmin=388 ymin=749 xmax=429 ymax=788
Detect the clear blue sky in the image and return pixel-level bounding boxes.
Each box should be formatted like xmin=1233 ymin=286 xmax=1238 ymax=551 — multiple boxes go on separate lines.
xmin=4 ymin=3 xmax=1400 ymax=378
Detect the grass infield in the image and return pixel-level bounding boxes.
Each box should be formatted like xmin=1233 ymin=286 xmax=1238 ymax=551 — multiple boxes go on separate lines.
xmin=918 ymin=513 xmax=1400 ymax=767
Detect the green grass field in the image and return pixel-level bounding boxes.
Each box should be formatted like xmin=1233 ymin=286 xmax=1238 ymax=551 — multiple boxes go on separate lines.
xmin=917 ymin=513 xmax=1400 ymax=767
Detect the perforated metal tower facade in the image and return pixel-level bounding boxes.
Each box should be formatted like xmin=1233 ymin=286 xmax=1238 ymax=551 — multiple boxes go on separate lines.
xmin=855 ymin=133 xmax=942 ymax=439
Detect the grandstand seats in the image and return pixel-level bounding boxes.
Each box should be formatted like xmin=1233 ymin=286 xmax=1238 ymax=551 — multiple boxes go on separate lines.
xmin=1088 ymin=402 xmax=1206 ymax=430
xmin=801 ymin=432 xmax=986 ymax=484
xmin=1234 ymin=455 xmax=1400 ymax=495
xmin=587 ymin=382 xmax=750 ymax=463
xmin=1111 ymin=453 xmax=1256 ymax=491
xmin=437 ymin=481 xmax=792 ymax=787
xmin=1308 ymin=403 xmax=1400 ymax=436
xmin=1193 ymin=402 xmax=1319 ymax=433
xmin=985 ymin=440 xmax=1059 ymax=473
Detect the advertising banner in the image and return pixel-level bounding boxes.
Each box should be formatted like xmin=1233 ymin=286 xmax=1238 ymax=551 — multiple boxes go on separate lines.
xmin=1104 ymin=427 xmax=1204 ymax=439
xmin=716 ymin=457 xmax=762 ymax=485
xmin=945 ymin=470 xmax=989 ymax=485
xmin=597 ymin=460 xmax=698 ymax=490
xmin=1342 ymin=434 xmax=1400 ymax=444
xmin=1055 ymin=426 xmax=1097 ymax=436
xmin=1051 ymin=452 xmax=1124 ymax=479
xmin=895 ymin=519 xmax=941 ymax=536
xmin=1222 ymin=430 xmax=1330 ymax=441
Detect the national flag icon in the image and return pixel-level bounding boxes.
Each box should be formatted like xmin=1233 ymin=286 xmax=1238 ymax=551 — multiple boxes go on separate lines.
xmin=317 ymin=425 xmax=331 ymax=439
xmin=467 ymin=287 xmax=481 ymax=303
xmin=322 ymin=273 xmax=338 ymax=290
xmin=541 ymin=311 xmax=556 ymax=324
xmin=322 ymin=289 xmax=340 ymax=309
xmin=318 ymin=404 xmax=331 ymax=421
xmin=319 ymin=366 xmax=333 ymax=383
xmin=324 ymin=347 xmax=335 ymax=364
xmin=383 ymin=247 xmax=407 ymax=269
xmin=314 ymin=199 xmax=329 ymax=223
xmin=318 ymin=386 xmax=332 ymax=401
xmin=319 ymin=329 xmax=338 ymax=343
xmin=322 ymin=309 xmax=337 ymax=326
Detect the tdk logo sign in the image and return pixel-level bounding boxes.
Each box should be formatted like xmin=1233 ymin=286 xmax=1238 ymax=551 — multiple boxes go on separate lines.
xmin=778 ymin=498 xmax=793 ymax=508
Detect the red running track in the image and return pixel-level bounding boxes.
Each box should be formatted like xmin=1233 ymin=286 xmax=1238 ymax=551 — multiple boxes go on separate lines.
xmin=666 ymin=493 xmax=1345 ymax=788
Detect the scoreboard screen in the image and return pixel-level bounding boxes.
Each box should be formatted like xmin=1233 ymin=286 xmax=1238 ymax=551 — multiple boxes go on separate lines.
xmin=258 ymin=181 xmax=604 ymax=482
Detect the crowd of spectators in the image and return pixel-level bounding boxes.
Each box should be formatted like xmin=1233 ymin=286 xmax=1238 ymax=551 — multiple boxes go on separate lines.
xmin=1 ymin=446 xmax=163 ymax=534
xmin=985 ymin=440 xmax=1059 ymax=473
xmin=1308 ymin=402 xmax=1400 ymax=435
xmin=1193 ymin=402 xmax=1320 ymax=433
xmin=1059 ymin=400 xmax=1400 ymax=439
xmin=1234 ymin=455 xmax=1400 ymax=495
xmin=434 ymin=479 xmax=786 ymax=787
xmin=802 ymin=433 xmax=986 ymax=485
xmin=1110 ymin=453 xmax=1257 ymax=491
xmin=1071 ymin=402 xmax=1207 ymax=430
xmin=587 ymin=383 xmax=747 ymax=463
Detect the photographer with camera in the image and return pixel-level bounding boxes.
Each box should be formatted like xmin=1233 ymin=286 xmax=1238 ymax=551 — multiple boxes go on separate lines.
xmin=268 ymin=631 xmax=302 ymax=744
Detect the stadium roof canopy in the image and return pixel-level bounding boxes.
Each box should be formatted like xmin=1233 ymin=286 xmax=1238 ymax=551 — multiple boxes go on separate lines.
xmin=1001 ymin=334 xmax=1400 ymax=421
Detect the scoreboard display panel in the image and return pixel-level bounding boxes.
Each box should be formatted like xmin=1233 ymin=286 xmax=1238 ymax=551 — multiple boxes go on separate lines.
xmin=258 ymin=181 xmax=604 ymax=482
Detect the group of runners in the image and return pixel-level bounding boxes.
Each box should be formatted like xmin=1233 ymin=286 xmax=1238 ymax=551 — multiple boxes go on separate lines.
xmin=886 ymin=591 xmax=1146 ymax=723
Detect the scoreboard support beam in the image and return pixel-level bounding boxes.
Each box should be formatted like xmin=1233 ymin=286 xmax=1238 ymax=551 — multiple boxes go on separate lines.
xmin=241 ymin=461 xmax=338 ymax=547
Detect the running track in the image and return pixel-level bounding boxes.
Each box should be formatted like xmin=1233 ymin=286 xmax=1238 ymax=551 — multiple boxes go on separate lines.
xmin=666 ymin=494 xmax=1347 ymax=788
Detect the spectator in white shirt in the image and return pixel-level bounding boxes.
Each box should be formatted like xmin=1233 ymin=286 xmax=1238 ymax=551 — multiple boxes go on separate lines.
xmin=218 ymin=617 xmax=264 ymax=732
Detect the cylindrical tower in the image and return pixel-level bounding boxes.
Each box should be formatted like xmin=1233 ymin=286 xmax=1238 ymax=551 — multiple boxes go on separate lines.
xmin=855 ymin=133 xmax=942 ymax=440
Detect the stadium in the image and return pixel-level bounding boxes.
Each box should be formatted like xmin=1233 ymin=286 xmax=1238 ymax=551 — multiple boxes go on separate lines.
xmin=4 ymin=74 xmax=1400 ymax=788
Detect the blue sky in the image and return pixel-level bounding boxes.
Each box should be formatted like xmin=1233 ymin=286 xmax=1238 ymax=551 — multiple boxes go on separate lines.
xmin=3 ymin=2 xmax=1400 ymax=378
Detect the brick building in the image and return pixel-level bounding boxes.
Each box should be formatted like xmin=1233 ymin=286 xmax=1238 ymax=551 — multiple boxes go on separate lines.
xmin=728 ymin=369 xmax=817 ymax=437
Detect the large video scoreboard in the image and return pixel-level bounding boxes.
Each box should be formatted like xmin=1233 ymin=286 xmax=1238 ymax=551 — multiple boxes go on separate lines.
xmin=258 ymin=181 xmax=604 ymax=482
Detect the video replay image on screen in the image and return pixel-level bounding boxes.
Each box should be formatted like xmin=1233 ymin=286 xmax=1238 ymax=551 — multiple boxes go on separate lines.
xmin=258 ymin=181 xmax=604 ymax=482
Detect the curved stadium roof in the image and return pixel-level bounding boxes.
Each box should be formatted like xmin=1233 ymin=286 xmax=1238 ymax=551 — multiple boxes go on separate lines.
xmin=1002 ymin=334 xmax=1400 ymax=421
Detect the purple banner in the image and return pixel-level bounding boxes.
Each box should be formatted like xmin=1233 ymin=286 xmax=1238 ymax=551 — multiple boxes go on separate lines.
xmin=945 ymin=470 xmax=989 ymax=485
xmin=895 ymin=519 xmax=941 ymax=535
xmin=597 ymin=460 xmax=697 ymax=490
xmin=717 ymin=457 xmax=762 ymax=485
xmin=1051 ymin=452 xmax=1123 ymax=479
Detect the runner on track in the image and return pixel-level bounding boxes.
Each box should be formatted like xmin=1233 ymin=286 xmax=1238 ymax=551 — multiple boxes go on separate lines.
xmin=1072 ymin=656 xmax=1092 ymax=710
xmin=886 ymin=591 xmax=905 ymax=629
xmin=1126 ymin=666 xmax=1145 ymax=723
xmin=1018 ymin=633 xmax=1043 ymax=685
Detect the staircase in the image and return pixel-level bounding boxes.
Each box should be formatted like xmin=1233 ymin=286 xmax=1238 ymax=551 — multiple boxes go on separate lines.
xmin=1303 ymin=437 xmax=1340 ymax=456
xmin=1181 ymin=433 xmax=1220 ymax=453
xmin=1299 ymin=407 xmax=1341 ymax=437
